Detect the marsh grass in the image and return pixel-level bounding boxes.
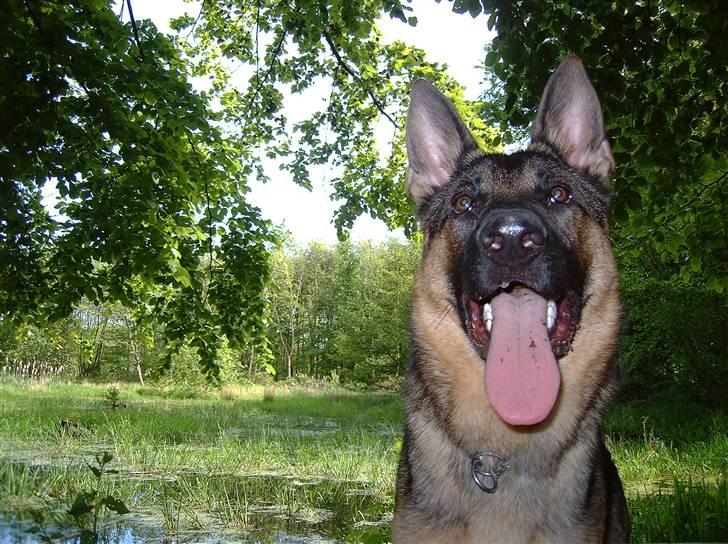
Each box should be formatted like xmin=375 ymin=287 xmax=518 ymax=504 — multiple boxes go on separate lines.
xmin=630 ymin=477 xmax=728 ymax=542
xmin=0 ymin=380 xmax=399 ymax=541
xmin=0 ymin=379 xmax=725 ymax=542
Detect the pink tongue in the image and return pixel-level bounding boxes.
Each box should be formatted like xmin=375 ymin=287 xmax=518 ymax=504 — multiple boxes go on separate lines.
xmin=485 ymin=289 xmax=560 ymax=426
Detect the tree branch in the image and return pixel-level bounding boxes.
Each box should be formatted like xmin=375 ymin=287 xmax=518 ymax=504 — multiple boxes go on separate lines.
xmin=674 ymin=171 xmax=726 ymax=215
xmin=241 ymin=30 xmax=287 ymax=123
xmin=126 ymin=0 xmax=146 ymax=63
xmin=321 ymin=30 xmax=400 ymax=130
xmin=184 ymin=2 xmax=205 ymax=42
xmin=623 ymin=170 xmax=728 ymax=247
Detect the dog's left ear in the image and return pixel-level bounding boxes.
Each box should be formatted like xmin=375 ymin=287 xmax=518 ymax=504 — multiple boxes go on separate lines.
xmin=530 ymin=55 xmax=615 ymax=183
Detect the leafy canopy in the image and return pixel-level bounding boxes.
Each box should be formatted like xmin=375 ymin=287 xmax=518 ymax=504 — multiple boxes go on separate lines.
xmin=1 ymin=0 xmax=271 ymax=375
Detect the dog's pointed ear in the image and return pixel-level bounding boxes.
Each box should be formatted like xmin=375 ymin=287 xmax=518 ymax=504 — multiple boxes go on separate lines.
xmin=530 ymin=55 xmax=615 ymax=183
xmin=406 ymin=79 xmax=478 ymax=208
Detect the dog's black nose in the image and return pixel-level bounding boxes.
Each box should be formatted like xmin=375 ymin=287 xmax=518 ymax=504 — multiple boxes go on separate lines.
xmin=477 ymin=208 xmax=547 ymax=266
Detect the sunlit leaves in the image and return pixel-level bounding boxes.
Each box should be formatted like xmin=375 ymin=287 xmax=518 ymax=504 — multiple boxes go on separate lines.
xmin=178 ymin=1 xmax=502 ymax=242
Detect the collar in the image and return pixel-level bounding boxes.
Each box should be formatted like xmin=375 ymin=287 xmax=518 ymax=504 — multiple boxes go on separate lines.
xmin=471 ymin=451 xmax=511 ymax=493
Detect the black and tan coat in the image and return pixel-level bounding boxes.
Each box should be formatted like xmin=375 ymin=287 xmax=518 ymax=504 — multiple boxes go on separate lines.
xmin=393 ymin=56 xmax=629 ymax=544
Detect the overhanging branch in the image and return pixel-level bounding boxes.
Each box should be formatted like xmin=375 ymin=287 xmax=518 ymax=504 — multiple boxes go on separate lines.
xmin=322 ymin=30 xmax=400 ymax=130
xmin=126 ymin=0 xmax=146 ymax=63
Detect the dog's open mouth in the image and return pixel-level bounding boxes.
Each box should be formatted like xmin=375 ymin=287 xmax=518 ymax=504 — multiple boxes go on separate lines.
xmin=463 ymin=286 xmax=581 ymax=426
xmin=465 ymin=287 xmax=580 ymax=358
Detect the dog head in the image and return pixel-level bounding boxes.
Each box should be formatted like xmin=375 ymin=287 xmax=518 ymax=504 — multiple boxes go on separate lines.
xmin=406 ymin=56 xmax=620 ymax=429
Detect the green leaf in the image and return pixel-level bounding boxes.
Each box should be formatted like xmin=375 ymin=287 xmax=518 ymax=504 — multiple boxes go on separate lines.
xmin=467 ymin=0 xmax=483 ymax=18
xmin=452 ymin=0 xmax=469 ymax=14
xmin=68 ymin=492 xmax=95 ymax=518
xmin=485 ymin=50 xmax=499 ymax=67
xmin=100 ymin=496 xmax=131 ymax=515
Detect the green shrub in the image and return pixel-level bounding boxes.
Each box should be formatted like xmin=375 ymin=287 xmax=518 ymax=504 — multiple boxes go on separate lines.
xmin=618 ymin=278 xmax=728 ymax=407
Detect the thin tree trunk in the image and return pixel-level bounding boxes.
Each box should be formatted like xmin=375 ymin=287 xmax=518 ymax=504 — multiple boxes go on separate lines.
xmin=135 ymin=356 xmax=144 ymax=386
xmin=247 ymin=345 xmax=256 ymax=378
xmin=125 ymin=316 xmax=145 ymax=385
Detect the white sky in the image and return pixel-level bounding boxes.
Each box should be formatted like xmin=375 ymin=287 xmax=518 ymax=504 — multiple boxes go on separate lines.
xmin=109 ymin=2 xmax=494 ymax=244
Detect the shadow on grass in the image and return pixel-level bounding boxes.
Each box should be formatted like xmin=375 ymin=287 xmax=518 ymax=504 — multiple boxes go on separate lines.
xmin=606 ymin=400 xmax=726 ymax=446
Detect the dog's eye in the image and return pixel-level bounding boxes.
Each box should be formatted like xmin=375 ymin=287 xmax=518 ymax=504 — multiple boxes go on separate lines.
xmin=453 ymin=194 xmax=475 ymax=214
xmin=548 ymin=185 xmax=572 ymax=205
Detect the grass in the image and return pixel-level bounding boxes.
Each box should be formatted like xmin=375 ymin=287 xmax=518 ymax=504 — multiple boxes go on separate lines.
xmin=0 ymin=378 xmax=400 ymax=542
xmin=0 ymin=377 xmax=726 ymax=542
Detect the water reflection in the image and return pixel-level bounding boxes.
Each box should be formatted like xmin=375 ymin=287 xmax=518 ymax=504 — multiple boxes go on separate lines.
xmin=0 ymin=467 xmax=391 ymax=543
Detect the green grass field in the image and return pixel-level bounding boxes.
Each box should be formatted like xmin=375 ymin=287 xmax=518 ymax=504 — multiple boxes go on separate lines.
xmin=0 ymin=378 xmax=726 ymax=543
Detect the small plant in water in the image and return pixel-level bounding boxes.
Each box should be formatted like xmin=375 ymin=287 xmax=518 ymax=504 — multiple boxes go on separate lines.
xmin=68 ymin=452 xmax=130 ymax=543
xmin=103 ymin=386 xmax=126 ymax=409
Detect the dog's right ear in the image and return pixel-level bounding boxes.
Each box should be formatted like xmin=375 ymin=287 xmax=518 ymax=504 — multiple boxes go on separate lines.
xmin=405 ymin=79 xmax=478 ymax=209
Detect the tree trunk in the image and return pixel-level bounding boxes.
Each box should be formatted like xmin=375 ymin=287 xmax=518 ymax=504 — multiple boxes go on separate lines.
xmin=247 ymin=345 xmax=256 ymax=378
xmin=125 ymin=316 xmax=145 ymax=385
xmin=135 ymin=356 xmax=145 ymax=386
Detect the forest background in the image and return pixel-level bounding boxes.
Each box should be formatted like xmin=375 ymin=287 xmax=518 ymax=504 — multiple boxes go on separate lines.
xmin=1 ymin=0 xmax=726 ymax=403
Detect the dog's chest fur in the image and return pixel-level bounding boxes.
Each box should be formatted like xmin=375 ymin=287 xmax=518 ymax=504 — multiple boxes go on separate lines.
xmin=396 ymin=354 xmax=608 ymax=544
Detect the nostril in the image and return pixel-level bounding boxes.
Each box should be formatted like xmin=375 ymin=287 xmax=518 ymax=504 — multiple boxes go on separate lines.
xmin=490 ymin=235 xmax=503 ymax=251
xmin=482 ymin=234 xmax=503 ymax=251
xmin=521 ymin=231 xmax=545 ymax=248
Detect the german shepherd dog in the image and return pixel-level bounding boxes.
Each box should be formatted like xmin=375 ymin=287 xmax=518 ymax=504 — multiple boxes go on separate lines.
xmin=394 ymin=56 xmax=629 ymax=543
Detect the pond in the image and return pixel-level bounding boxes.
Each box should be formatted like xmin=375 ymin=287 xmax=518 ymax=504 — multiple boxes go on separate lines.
xmin=0 ymin=461 xmax=392 ymax=543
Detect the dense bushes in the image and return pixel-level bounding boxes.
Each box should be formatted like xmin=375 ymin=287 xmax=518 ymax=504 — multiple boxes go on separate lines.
xmin=617 ymin=278 xmax=728 ymax=408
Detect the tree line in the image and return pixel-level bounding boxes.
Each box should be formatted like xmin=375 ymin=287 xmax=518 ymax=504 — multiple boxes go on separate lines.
xmin=1 ymin=239 xmax=419 ymax=388
xmin=3 ymin=236 xmax=726 ymax=406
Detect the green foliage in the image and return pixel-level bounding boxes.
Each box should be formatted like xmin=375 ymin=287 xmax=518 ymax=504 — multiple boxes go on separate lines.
xmin=265 ymin=238 xmax=419 ymax=384
xmin=0 ymin=318 xmax=76 ymax=378
xmin=175 ymin=0 xmax=502 ymax=238
xmin=617 ymin=278 xmax=728 ymax=408
xmin=630 ymin=476 xmax=728 ymax=543
xmin=103 ymin=386 xmax=125 ymax=409
xmin=1 ymin=0 xmax=273 ymax=376
xmin=68 ymin=452 xmax=130 ymax=543
xmin=468 ymin=0 xmax=727 ymax=291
